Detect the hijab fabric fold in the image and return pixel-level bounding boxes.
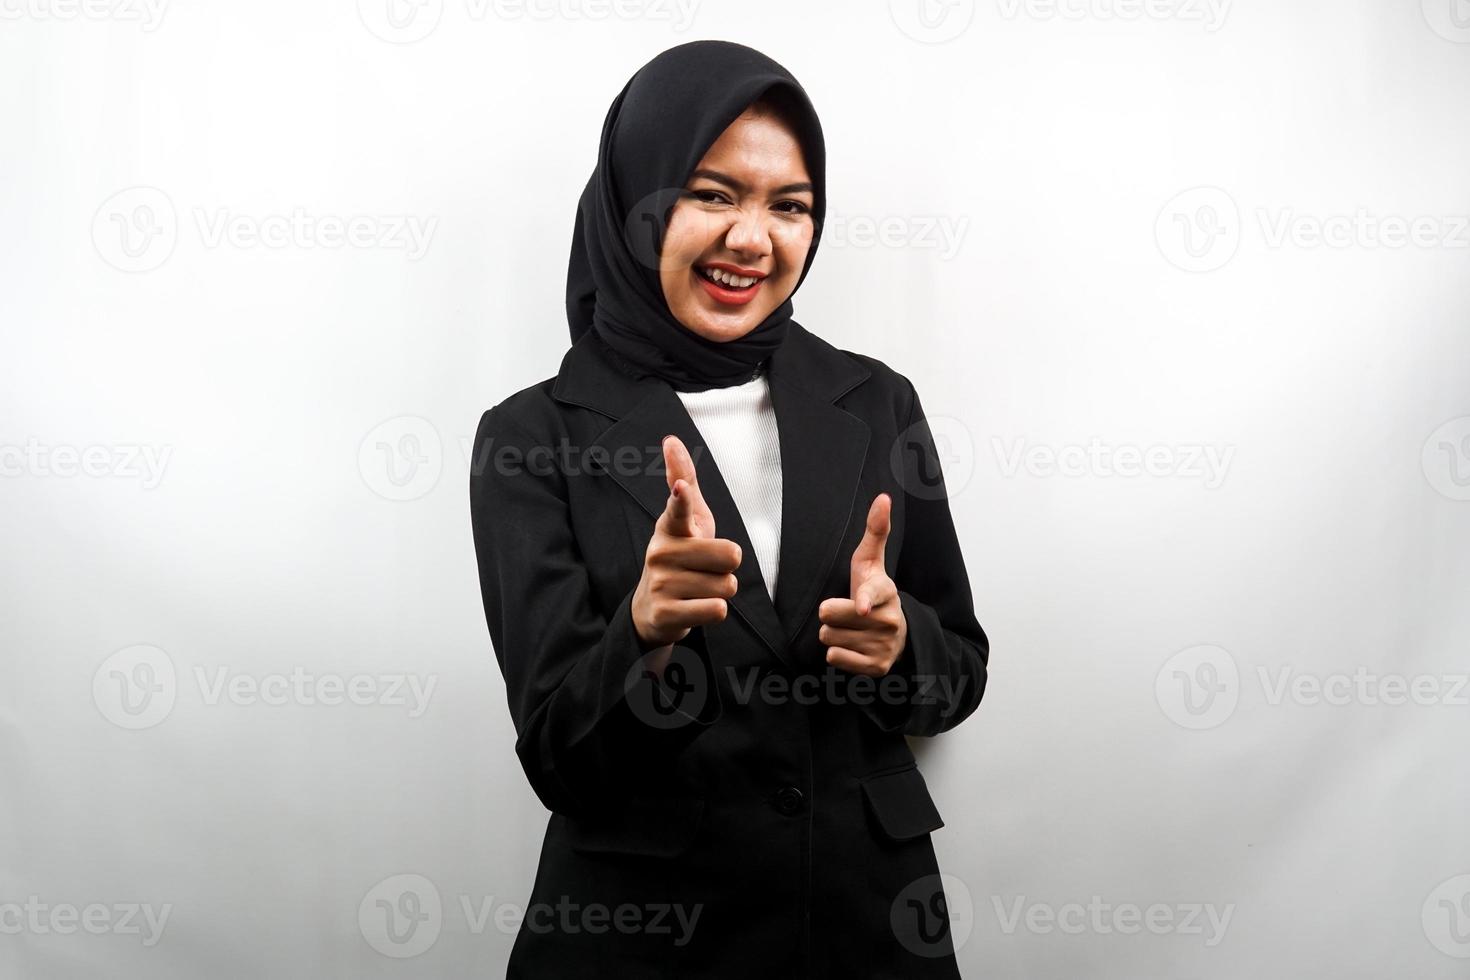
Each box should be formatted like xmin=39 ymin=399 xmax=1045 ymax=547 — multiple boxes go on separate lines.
xmin=565 ymin=40 xmax=826 ymax=392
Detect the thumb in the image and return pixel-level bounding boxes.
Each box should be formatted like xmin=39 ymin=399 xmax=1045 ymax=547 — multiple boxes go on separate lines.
xmin=850 ymin=492 xmax=892 ymax=598
xmin=661 ymin=435 xmax=713 ymax=538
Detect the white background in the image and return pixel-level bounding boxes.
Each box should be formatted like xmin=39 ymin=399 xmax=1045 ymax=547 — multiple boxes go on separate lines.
xmin=3 ymin=0 xmax=1469 ymax=976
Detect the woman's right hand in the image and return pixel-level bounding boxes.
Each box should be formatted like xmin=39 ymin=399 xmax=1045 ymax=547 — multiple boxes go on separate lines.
xmin=631 ymin=435 xmax=743 ymax=650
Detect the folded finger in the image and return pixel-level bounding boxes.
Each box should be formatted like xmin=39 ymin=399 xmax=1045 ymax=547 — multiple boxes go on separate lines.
xmin=824 ymin=646 xmax=883 ymax=677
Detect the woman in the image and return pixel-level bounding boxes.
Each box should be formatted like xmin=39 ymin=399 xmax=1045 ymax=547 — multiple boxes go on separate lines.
xmin=469 ymin=39 xmax=989 ymax=978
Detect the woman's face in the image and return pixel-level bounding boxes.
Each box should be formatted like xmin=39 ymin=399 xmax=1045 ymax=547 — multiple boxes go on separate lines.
xmin=659 ymin=107 xmax=815 ymax=343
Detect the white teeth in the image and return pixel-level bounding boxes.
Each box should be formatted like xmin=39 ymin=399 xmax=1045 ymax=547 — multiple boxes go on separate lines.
xmin=700 ymin=266 xmax=760 ymax=288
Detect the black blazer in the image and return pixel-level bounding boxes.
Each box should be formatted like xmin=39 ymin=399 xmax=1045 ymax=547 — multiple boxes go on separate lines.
xmin=469 ymin=322 xmax=989 ymax=978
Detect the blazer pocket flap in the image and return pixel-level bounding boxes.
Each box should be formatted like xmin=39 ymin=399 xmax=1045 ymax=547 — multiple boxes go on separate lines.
xmin=861 ymin=765 xmax=944 ymax=842
xmin=568 ymin=796 xmax=706 ymax=858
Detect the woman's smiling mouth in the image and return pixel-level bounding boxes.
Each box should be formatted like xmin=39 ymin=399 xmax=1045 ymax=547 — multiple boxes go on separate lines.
xmin=694 ymin=263 xmax=767 ymax=306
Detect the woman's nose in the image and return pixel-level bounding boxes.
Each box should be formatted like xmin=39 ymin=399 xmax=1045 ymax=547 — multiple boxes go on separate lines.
xmin=723 ymin=207 xmax=773 ymax=256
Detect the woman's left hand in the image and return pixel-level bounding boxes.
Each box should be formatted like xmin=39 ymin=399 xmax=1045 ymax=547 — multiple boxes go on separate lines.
xmin=819 ymin=493 xmax=908 ymax=677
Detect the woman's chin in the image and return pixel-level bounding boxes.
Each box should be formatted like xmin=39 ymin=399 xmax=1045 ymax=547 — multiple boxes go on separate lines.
xmin=678 ymin=309 xmax=764 ymax=343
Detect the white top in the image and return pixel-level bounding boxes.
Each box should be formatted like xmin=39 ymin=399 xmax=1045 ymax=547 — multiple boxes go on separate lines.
xmin=675 ymin=371 xmax=783 ymax=602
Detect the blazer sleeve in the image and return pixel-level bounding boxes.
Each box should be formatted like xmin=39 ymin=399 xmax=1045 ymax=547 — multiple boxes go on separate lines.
xmin=469 ymin=404 xmax=722 ymax=818
xmin=856 ymin=376 xmax=990 ymax=737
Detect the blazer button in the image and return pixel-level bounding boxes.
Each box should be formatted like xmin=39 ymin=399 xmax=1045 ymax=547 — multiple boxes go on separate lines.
xmin=773 ymin=785 xmax=804 ymax=816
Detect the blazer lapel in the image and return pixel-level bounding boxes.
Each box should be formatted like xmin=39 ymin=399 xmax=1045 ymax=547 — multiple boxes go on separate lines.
xmin=551 ymin=324 xmax=872 ymax=669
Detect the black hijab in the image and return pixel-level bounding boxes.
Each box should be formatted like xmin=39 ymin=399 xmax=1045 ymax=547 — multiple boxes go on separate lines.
xmin=565 ymin=40 xmax=827 ymax=392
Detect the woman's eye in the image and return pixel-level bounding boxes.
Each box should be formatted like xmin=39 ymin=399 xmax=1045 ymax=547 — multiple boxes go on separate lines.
xmin=690 ymin=189 xmax=728 ymax=204
xmin=775 ymin=201 xmax=811 ymax=215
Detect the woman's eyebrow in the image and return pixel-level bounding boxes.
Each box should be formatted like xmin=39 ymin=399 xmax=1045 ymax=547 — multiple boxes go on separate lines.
xmin=689 ymin=168 xmax=814 ymax=196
